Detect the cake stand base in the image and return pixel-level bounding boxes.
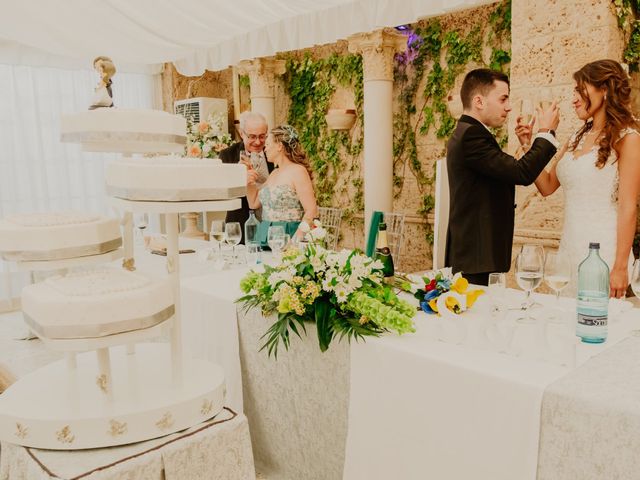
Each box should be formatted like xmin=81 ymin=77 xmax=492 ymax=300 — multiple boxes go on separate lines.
xmin=0 ymin=343 xmax=225 ymax=450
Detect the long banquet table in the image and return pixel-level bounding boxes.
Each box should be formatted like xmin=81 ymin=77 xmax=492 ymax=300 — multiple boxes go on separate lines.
xmin=177 ymin=256 xmax=640 ymax=480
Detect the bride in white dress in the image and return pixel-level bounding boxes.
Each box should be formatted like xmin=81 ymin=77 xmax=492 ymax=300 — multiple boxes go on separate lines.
xmin=531 ymin=59 xmax=640 ymax=298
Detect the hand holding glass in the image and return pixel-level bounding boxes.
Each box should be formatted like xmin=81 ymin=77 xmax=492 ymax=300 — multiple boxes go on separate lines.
xmin=519 ymin=99 xmax=535 ymax=126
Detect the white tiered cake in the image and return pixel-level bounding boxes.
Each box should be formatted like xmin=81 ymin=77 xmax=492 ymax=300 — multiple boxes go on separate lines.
xmin=60 ymin=109 xmax=187 ymax=154
xmin=106 ymin=155 xmax=246 ymax=201
xmin=0 ymin=213 xmax=121 ymax=262
xmin=22 ymin=269 xmax=174 ymax=339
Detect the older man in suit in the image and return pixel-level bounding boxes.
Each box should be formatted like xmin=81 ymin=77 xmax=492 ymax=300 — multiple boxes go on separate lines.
xmin=445 ymin=68 xmax=560 ymax=285
xmin=219 ymin=111 xmax=273 ymax=243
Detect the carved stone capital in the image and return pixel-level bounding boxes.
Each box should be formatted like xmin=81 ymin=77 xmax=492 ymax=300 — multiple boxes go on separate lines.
xmin=237 ymin=57 xmax=286 ymax=98
xmin=348 ymin=28 xmax=406 ymax=82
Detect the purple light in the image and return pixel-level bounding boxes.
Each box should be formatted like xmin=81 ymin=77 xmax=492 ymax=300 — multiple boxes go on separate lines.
xmin=395 ymin=25 xmax=410 ymax=31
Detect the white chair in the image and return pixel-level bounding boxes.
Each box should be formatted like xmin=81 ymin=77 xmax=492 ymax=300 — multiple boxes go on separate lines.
xmin=383 ymin=212 xmax=406 ymax=266
xmin=433 ymin=157 xmax=449 ymax=270
xmin=318 ymin=206 xmax=343 ymax=251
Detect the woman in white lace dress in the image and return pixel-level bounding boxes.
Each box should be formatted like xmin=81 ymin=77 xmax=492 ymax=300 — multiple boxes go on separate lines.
xmin=532 ymin=59 xmax=640 ymax=298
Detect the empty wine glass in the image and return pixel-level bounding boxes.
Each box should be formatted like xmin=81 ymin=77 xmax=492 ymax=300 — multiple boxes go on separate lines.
xmin=134 ymin=213 xmax=149 ymax=246
xmin=225 ymin=222 xmax=242 ymax=264
xmin=209 ymin=220 xmax=225 ymax=259
xmin=488 ymin=272 xmax=506 ymax=316
xmin=515 ymin=244 xmax=544 ymax=323
xmin=267 ymin=226 xmax=286 ymax=262
xmin=631 ymin=259 xmax=640 ymax=298
xmin=544 ymin=252 xmax=571 ymax=323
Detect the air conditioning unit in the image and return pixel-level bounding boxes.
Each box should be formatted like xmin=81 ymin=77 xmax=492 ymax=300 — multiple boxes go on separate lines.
xmin=173 ymin=97 xmax=229 ymax=133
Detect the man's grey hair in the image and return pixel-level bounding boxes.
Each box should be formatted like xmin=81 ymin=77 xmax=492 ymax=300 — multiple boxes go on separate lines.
xmin=239 ymin=111 xmax=267 ymax=132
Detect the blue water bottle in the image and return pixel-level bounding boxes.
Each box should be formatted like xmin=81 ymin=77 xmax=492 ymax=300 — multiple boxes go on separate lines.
xmin=576 ymin=242 xmax=609 ymax=343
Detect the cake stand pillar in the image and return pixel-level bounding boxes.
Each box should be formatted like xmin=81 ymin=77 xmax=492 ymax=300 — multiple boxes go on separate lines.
xmin=122 ymin=212 xmax=135 ymax=271
xmin=165 ymin=213 xmax=183 ymax=387
xmin=96 ymin=347 xmax=114 ymax=400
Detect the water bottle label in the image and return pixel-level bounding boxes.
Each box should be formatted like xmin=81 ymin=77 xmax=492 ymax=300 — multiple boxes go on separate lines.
xmin=577 ymin=313 xmax=607 ymax=327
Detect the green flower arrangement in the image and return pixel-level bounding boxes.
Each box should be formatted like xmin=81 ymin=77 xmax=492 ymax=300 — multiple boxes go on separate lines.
xmin=237 ymin=244 xmax=416 ymax=357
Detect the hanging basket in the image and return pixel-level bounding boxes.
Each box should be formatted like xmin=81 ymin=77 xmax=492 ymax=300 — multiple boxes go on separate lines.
xmin=325 ymin=109 xmax=357 ymax=131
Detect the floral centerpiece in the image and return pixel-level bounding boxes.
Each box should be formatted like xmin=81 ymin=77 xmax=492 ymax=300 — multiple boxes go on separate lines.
xmin=237 ymin=240 xmax=416 ymax=357
xmin=398 ymin=268 xmax=484 ymax=315
xmin=185 ymin=112 xmax=233 ymax=158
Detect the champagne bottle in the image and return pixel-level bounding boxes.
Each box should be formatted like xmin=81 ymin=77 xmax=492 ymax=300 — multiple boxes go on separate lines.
xmin=374 ymin=222 xmax=394 ymax=278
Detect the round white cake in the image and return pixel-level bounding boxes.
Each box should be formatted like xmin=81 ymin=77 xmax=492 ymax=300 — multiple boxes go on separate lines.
xmin=0 ymin=213 xmax=122 ymax=262
xmin=106 ymin=155 xmax=247 ymax=201
xmin=22 ymin=269 xmax=174 ymax=339
xmin=60 ymin=109 xmax=187 ymax=154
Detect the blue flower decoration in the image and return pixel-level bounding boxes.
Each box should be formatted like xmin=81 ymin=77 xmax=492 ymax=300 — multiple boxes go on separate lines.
xmin=420 ymin=289 xmax=440 ymax=314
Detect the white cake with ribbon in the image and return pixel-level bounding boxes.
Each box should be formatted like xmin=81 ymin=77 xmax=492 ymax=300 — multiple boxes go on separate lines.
xmin=60 ymin=109 xmax=187 ymax=154
xmin=0 ymin=213 xmax=122 ymax=262
xmin=106 ymin=155 xmax=247 ymax=201
xmin=21 ymin=268 xmax=174 ymax=339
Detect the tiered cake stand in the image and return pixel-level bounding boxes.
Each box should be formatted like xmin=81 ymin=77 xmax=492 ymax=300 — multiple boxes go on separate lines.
xmin=0 ymin=117 xmax=238 ymax=449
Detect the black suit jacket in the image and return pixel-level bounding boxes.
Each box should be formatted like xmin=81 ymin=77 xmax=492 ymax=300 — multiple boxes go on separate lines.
xmin=445 ymin=115 xmax=557 ymax=274
xmin=218 ymin=141 xmax=274 ymax=242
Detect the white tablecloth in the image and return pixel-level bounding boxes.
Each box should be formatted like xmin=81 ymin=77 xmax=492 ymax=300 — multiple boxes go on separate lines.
xmin=343 ymin=294 xmax=640 ymax=480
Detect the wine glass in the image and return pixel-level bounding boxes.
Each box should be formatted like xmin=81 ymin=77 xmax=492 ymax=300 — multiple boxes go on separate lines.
xmin=224 ymin=222 xmax=242 ymax=264
xmin=544 ymin=252 xmax=571 ymax=323
xmin=519 ymin=99 xmax=535 ymax=127
xmin=488 ymin=272 xmax=506 ymax=316
xmin=538 ymin=89 xmax=554 ymax=112
xmin=267 ymin=226 xmax=286 ymax=262
xmin=515 ymin=244 xmax=544 ymax=323
xmin=209 ymin=220 xmax=225 ymax=259
xmin=134 ymin=213 xmax=149 ymax=246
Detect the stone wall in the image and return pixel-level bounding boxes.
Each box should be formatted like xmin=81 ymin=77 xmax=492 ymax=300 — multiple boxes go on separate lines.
xmin=167 ymin=0 xmax=636 ymax=275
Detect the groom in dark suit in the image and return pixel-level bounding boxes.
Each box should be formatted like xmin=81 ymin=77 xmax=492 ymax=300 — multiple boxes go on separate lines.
xmin=219 ymin=111 xmax=274 ymax=243
xmin=445 ymin=68 xmax=560 ymax=285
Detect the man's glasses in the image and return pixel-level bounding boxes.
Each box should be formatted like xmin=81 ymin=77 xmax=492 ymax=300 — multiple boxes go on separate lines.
xmin=244 ymin=132 xmax=267 ymax=142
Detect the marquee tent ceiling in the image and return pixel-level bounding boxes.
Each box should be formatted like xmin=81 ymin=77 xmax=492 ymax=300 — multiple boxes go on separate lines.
xmin=0 ymin=0 xmax=497 ymax=76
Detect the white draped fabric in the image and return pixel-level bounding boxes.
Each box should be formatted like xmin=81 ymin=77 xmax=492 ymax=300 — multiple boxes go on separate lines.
xmin=0 ymin=0 xmax=497 ymax=75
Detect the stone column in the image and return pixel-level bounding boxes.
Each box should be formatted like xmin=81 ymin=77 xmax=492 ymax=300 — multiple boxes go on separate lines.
xmin=348 ymin=29 xmax=406 ymax=243
xmin=509 ymin=0 xmax=624 ymax=253
xmin=237 ymin=58 xmax=286 ymax=130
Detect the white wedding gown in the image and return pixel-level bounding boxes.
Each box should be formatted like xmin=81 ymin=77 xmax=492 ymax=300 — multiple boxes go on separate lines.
xmin=555 ymin=129 xmax=637 ymax=295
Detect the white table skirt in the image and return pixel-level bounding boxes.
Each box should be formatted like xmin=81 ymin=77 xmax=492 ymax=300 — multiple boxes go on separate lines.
xmin=0 ymin=408 xmax=255 ymax=480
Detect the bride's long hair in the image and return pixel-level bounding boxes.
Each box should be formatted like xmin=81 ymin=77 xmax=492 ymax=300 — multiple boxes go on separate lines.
xmin=570 ymin=59 xmax=638 ymax=169
xmin=271 ymin=125 xmax=313 ymax=179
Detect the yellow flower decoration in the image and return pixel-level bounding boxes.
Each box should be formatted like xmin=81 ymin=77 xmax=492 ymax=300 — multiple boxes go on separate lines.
xmin=451 ymin=277 xmax=469 ymax=294
xmin=466 ymin=289 xmax=484 ymax=308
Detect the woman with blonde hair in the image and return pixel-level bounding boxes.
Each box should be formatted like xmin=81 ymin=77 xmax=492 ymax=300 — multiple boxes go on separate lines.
xmin=245 ymin=124 xmax=318 ymax=240
xmin=531 ymin=59 xmax=640 ymax=297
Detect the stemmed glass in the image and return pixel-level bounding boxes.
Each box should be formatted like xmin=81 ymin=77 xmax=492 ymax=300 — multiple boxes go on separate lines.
xmin=538 ymin=89 xmax=554 ymax=112
xmin=134 ymin=213 xmax=149 ymax=246
xmin=267 ymin=226 xmax=286 ymax=262
xmin=544 ymin=252 xmax=571 ymax=323
xmin=515 ymin=244 xmax=544 ymax=323
xmin=209 ymin=220 xmax=225 ymax=259
xmin=488 ymin=272 xmax=506 ymax=316
xmin=519 ymin=99 xmax=535 ymax=127
xmin=224 ymin=222 xmax=242 ymax=264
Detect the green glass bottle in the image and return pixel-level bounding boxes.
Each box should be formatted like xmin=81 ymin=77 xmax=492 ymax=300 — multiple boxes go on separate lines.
xmin=374 ymin=222 xmax=394 ymax=278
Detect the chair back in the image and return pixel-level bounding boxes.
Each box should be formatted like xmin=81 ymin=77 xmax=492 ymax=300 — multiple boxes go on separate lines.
xmin=383 ymin=212 xmax=405 ymax=265
xmin=433 ymin=157 xmax=449 ymax=270
xmin=317 ymin=206 xmax=343 ymax=251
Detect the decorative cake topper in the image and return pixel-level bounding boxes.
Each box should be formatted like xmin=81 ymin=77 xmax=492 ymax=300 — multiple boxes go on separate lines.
xmin=89 ymin=56 xmax=116 ymax=110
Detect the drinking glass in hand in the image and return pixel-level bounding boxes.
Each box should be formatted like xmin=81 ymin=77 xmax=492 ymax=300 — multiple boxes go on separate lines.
xmin=267 ymin=226 xmax=286 ymax=261
xmin=631 ymin=260 xmax=640 ymax=298
xmin=519 ymin=99 xmax=535 ymax=126
xmin=515 ymin=244 xmax=544 ymax=323
xmin=209 ymin=220 xmax=225 ymax=259
xmin=224 ymin=222 xmax=242 ymax=263
xmin=544 ymin=252 xmax=571 ymax=323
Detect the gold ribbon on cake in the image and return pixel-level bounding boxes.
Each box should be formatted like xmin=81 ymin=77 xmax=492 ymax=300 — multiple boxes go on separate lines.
xmin=23 ymin=304 xmax=175 ymax=340
xmin=1 ymin=238 xmax=122 ymax=262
